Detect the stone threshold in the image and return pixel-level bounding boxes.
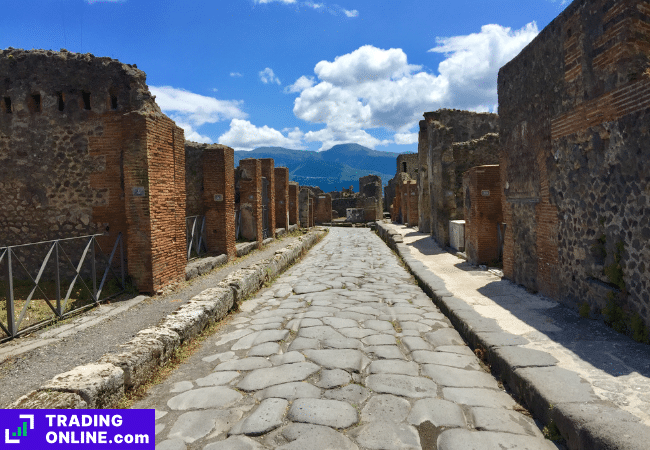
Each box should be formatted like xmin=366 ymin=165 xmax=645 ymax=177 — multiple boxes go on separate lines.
xmin=8 ymin=229 xmax=325 ymax=409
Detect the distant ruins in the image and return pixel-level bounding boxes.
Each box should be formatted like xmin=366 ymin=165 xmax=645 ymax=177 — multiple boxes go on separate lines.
xmin=329 ymin=175 xmax=383 ymax=223
xmin=0 ymin=49 xmax=306 ymax=296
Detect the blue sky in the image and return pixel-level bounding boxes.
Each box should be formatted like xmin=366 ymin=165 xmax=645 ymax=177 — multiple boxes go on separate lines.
xmin=2 ymin=0 xmax=569 ymax=152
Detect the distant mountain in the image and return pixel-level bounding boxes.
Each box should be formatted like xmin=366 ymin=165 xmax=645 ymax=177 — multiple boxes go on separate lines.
xmin=233 ymin=143 xmax=405 ymax=193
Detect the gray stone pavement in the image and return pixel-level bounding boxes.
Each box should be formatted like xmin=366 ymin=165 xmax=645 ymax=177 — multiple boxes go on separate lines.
xmin=137 ymin=228 xmax=555 ymax=450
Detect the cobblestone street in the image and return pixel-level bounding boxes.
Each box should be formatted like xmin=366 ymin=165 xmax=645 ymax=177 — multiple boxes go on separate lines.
xmin=143 ymin=228 xmax=554 ymax=450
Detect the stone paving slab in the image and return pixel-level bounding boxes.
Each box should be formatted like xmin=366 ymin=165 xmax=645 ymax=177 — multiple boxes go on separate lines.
xmin=379 ymin=222 xmax=650 ymax=449
xmin=134 ymin=228 xmax=552 ymax=449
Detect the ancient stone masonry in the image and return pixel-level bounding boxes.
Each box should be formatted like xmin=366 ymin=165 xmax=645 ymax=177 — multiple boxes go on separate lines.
xmin=314 ymin=193 xmax=332 ymax=224
xmin=387 ymin=173 xmax=410 ymax=222
xmin=299 ymin=188 xmax=313 ymax=228
xmin=359 ymin=175 xmax=382 ymax=221
xmin=499 ymin=0 xmax=650 ymax=327
xmin=418 ymin=120 xmax=431 ymax=233
xmin=237 ymin=159 xmax=263 ymax=246
xmin=0 ymin=49 xmax=185 ymax=292
xmin=385 ymin=155 xmax=417 ymax=213
xmin=288 ymin=182 xmax=300 ymax=227
xmin=420 ymin=109 xmax=499 ymax=247
xmin=463 ymin=165 xmax=503 ymax=265
xmin=274 ymin=167 xmax=289 ymax=230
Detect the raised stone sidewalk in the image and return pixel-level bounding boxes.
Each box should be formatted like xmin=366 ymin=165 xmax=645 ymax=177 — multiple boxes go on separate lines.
xmin=137 ymin=228 xmax=554 ymax=450
xmin=377 ymin=222 xmax=650 ymax=450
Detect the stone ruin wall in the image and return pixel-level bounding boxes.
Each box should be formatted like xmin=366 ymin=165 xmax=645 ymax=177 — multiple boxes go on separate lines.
xmin=396 ymin=153 xmax=418 ymax=180
xmin=499 ymin=0 xmax=650 ymax=326
xmin=0 ymin=49 xmax=185 ymax=292
xmin=418 ymin=120 xmax=431 ymax=233
xmin=359 ymin=175 xmax=382 ymax=221
xmin=422 ymin=109 xmax=499 ymax=246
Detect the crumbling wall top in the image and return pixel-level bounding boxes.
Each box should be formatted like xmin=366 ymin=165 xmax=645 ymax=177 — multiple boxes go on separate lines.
xmin=0 ymin=48 xmax=161 ymax=117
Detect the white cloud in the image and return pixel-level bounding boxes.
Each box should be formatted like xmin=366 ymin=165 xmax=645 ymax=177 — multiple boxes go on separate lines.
xmin=343 ymin=9 xmax=358 ymax=17
xmin=284 ymin=76 xmax=316 ymax=93
xmin=230 ymin=72 xmax=243 ymax=77
xmin=252 ymin=0 xmax=359 ymax=17
xmin=254 ymin=0 xmax=296 ymax=4
xmin=304 ymin=126 xmax=390 ymax=151
xmin=394 ymin=132 xmax=418 ymax=145
xmin=290 ymin=23 xmax=538 ymax=147
xmin=218 ymin=119 xmax=305 ymax=150
xmin=259 ymin=67 xmax=281 ymax=85
xmin=86 ymin=0 xmax=124 ymax=4
xmin=150 ymin=86 xmax=247 ymax=144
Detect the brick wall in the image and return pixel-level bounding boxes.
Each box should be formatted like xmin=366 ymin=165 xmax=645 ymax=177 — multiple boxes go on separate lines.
xmin=359 ymin=175 xmax=382 ymax=220
xmin=0 ymin=49 xmax=185 ymax=293
xmin=274 ymin=167 xmax=289 ymax=229
xmin=314 ymin=193 xmax=332 ymax=224
xmin=463 ymin=165 xmax=502 ymax=265
xmin=238 ymin=159 xmax=263 ymax=246
xmin=499 ymin=0 xmax=650 ymax=325
xmin=289 ymin=182 xmax=300 ymax=227
xmin=309 ymin=198 xmax=314 ymax=227
xmin=185 ymin=142 xmax=204 ymax=216
xmin=203 ymin=145 xmax=236 ymax=259
xmin=260 ymin=158 xmax=276 ymax=238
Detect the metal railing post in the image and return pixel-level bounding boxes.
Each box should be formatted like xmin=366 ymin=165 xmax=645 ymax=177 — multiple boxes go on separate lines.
xmin=54 ymin=241 xmax=61 ymax=316
xmin=91 ymin=236 xmax=97 ymax=302
xmin=5 ymin=248 xmax=15 ymax=337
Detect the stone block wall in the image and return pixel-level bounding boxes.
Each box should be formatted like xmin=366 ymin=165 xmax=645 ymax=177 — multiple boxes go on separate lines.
xmin=386 ymin=172 xmax=410 ymax=219
xmin=202 ymin=144 xmax=236 ymax=259
xmin=499 ymin=0 xmax=650 ymax=325
xmin=309 ymin=197 xmax=314 ymax=228
xmin=421 ymin=109 xmax=499 ymax=246
xmin=359 ymin=175 xmax=382 ymax=220
xmin=289 ymin=182 xmax=299 ymax=227
xmin=463 ymin=165 xmax=502 ymax=265
xmin=0 ymin=49 xmax=185 ymax=293
xmin=396 ymin=153 xmax=418 ymax=179
xmin=260 ymin=159 xmax=275 ymax=239
xmin=238 ymin=159 xmax=262 ymax=246
xmin=274 ymin=167 xmax=289 ymax=229
xmin=315 ymin=194 xmax=332 ymax=224
xmin=418 ymin=120 xmax=431 ymax=233
xmin=299 ymin=188 xmax=311 ymax=228
xmin=407 ymin=181 xmax=418 ymax=226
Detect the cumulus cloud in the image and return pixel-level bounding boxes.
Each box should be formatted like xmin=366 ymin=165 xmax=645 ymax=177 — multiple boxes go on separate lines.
xmin=284 ymin=76 xmax=316 ymax=93
xmin=290 ymin=23 xmax=538 ymax=148
xmin=259 ymin=68 xmax=281 ymax=85
xmin=150 ymin=86 xmax=247 ymax=144
xmin=218 ymin=119 xmax=305 ymax=150
xmin=343 ymin=9 xmax=358 ymax=17
xmin=230 ymin=72 xmax=243 ymax=77
xmin=393 ymin=132 xmax=419 ymax=145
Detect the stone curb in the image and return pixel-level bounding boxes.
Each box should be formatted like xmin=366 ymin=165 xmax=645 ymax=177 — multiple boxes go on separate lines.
xmin=375 ymin=221 xmax=650 ymax=450
xmin=9 ymin=229 xmax=325 ymax=410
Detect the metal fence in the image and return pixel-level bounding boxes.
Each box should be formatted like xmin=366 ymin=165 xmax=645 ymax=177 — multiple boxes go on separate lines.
xmin=186 ymin=215 xmax=207 ymax=260
xmin=0 ymin=233 xmax=125 ymax=340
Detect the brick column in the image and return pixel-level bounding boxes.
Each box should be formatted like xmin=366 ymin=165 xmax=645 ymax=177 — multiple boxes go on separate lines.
xmin=309 ymin=197 xmax=314 ymax=227
xmin=260 ymin=158 xmax=276 ymax=238
xmin=238 ymin=159 xmax=263 ymax=247
xmin=289 ymin=183 xmax=300 ymax=227
xmin=393 ymin=182 xmax=401 ymax=223
xmin=408 ymin=181 xmax=418 ymax=226
xmin=203 ymin=145 xmax=236 ymax=259
xmin=315 ymin=193 xmax=332 ymax=224
xmin=274 ymin=167 xmax=289 ymax=229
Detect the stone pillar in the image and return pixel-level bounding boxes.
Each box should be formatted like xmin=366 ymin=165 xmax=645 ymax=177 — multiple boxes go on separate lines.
xmin=418 ymin=119 xmax=431 ymax=233
xmin=238 ymin=159 xmax=263 ymax=247
xmin=408 ymin=180 xmax=418 ymax=226
xmin=260 ymin=158 xmax=275 ymax=239
xmin=299 ymin=188 xmax=310 ymax=228
xmin=289 ymin=182 xmax=300 ymax=227
xmin=314 ymin=193 xmax=332 ymax=224
xmin=309 ymin=197 xmax=315 ymax=227
xmin=274 ymin=167 xmax=289 ymax=230
xmin=203 ymin=145 xmax=236 ymax=259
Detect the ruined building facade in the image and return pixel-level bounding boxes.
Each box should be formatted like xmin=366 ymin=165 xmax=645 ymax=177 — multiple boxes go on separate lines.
xmin=419 ymin=110 xmax=499 ymax=247
xmin=0 ymin=49 xmax=185 ymax=292
xmin=499 ymin=0 xmax=650 ymax=325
